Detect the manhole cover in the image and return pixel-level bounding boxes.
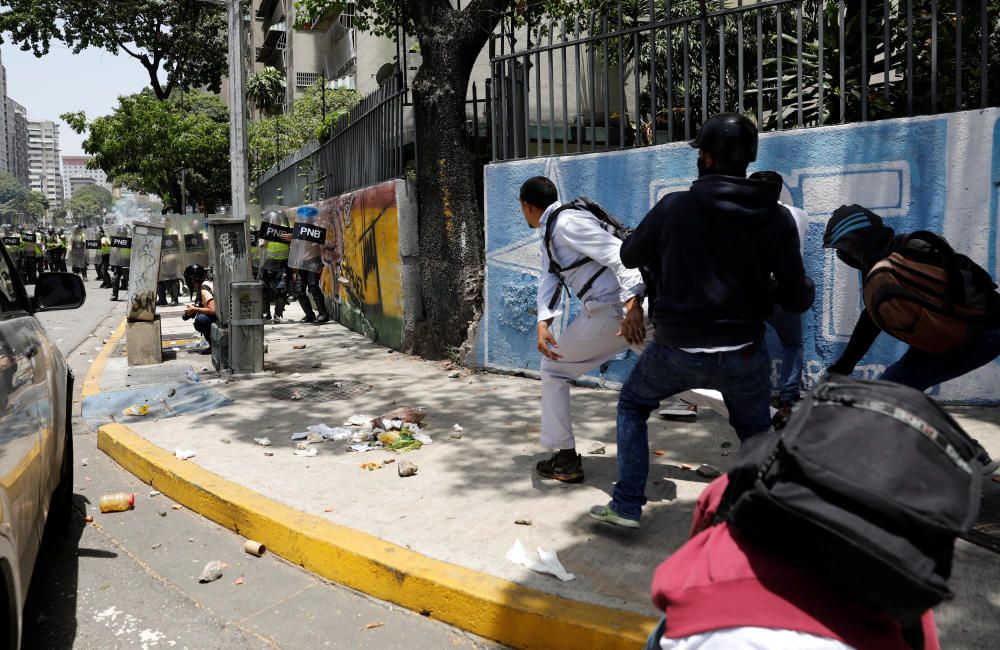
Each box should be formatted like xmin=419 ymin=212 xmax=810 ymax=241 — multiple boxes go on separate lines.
xmin=270 ymin=380 xmax=372 ymax=401
xmin=961 ymin=492 xmax=1000 ymax=554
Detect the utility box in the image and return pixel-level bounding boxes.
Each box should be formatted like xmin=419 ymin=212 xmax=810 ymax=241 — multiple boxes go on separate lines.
xmin=230 ymin=281 xmax=265 ymax=374
xmin=206 ymin=217 xmax=252 ymax=328
xmin=126 ymin=317 xmax=163 ymax=366
xmin=126 ymin=222 xmax=164 ymax=323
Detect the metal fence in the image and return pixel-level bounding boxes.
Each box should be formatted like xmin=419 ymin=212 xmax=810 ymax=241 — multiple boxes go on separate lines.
xmin=319 ymin=72 xmax=409 ymax=197
xmin=489 ymin=0 xmax=1000 ymax=161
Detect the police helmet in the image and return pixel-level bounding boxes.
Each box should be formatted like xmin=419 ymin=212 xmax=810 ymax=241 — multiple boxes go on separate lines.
xmin=184 ymin=264 xmax=208 ymax=283
xmin=263 ymin=209 xmax=289 ymax=228
xmin=689 ymin=113 xmax=758 ymax=167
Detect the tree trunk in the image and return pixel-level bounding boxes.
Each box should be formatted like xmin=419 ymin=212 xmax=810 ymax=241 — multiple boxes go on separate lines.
xmin=407 ymin=4 xmax=500 ymax=359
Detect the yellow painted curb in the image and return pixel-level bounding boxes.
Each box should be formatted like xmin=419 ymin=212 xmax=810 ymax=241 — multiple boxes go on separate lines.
xmin=98 ymin=423 xmax=657 ymax=649
xmin=82 ymin=318 xmax=126 ymax=398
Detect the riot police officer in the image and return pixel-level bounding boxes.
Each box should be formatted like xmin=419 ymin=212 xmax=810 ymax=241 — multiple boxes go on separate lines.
xmin=69 ymin=224 xmax=88 ymax=280
xmin=109 ymin=225 xmax=132 ymax=301
xmin=98 ymin=228 xmax=113 ymax=287
xmin=288 ymin=205 xmax=330 ymax=324
xmin=258 ymin=209 xmax=293 ymax=322
xmin=19 ymin=229 xmax=37 ymax=284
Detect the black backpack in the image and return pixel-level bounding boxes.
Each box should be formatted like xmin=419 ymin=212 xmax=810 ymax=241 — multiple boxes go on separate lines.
xmin=719 ymin=376 xmax=981 ymax=627
xmin=543 ymin=197 xmax=632 ymax=311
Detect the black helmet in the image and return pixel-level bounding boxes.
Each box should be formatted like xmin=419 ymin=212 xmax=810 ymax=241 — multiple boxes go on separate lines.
xmin=690 ymin=113 xmax=758 ymax=166
xmin=184 ymin=264 xmax=207 ymax=283
xmin=823 ymin=204 xmax=896 ymax=271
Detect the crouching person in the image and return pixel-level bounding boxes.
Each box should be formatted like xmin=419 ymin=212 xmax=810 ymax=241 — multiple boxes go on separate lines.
xmin=183 ymin=264 xmax=216 ymax=355
xmin=646 ymin=376 xmax=981 ymax=650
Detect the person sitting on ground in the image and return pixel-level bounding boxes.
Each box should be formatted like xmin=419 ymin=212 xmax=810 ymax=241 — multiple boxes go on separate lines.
xmin=590 ymin=113 xmax=815 ymax=529
xmin=183 ymin=264 xmax=216 ymax=355
xmin=823 ymin=204 xmax=998 ymax=473
xmin=520 ymin=175 xmax=728 ymax=484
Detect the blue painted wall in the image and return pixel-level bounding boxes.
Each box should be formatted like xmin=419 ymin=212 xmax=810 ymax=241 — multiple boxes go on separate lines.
xmin=480 ymin=108 xmax=1000 ymax=403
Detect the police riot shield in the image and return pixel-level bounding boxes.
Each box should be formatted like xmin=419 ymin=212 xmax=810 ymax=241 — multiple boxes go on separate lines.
xmin=20 ymin=232 xmax=36 ymax=259
xmin=259 ymin=208 xmax=292 ymax=268
xmin=158 ymin=215 xmax=184 ymax=281
xmin=85 ymin=228 xmax=102 ymax=265
xmin=180 ymin=214 xmax=209 ymax=269
xmin=68 ymin=228 xmax=87 ymax=269
xmin=109 ymin=226 xmax=132 ymax=268
xmin=2 ymin=228 xmax=20 ymax=263
xmin=287 ymin=205 xmax=325 ymax=273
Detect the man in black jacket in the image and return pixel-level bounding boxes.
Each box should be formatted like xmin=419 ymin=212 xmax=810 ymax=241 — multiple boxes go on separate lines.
xmin=590 ymin=113 xmax=815 ymax=529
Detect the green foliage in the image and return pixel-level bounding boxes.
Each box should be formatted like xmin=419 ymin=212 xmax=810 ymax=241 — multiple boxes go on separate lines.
xmin=0 ymin=172 xmax=29 ymax=224
xmin=25 ymin=191 xmax=49 ymax=220
xmin=248 ymin=80 xmax=360 ymax=179
xmin=0 ymin=0 xmax=227 ymax=99
xmin=246 ymin=66 xmax=286 ymax=115
xmin=65 ymin=184 xmax=114 ymax=220
xmin=61 ymin=89 xmax=231 ymax=212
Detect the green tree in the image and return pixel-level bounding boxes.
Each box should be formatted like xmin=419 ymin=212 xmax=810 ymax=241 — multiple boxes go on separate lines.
xmin=0 ymin=0 xmax=227 ymax=99
xmin=66 ymin=184 xmax=114 ymax=221
xmin=0 ymin=172 xmax=29 ymax=225
xmin=25 ymin=191 xmax=49 ymax=222
xmin=248 ymin=80 xmax=359 ymax=180
xmin=246 ymin=66 xmax=286 ymax=116
xmin=62 ymin=89 xmax=231 ymax=212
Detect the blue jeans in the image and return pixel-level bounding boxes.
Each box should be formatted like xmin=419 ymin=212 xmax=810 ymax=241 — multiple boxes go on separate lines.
xmin=612 ymin=342 xmax=772 ymax=521
xmin=766 ymin=307 xmax=804 ymax=401
xmin=881 ymin=326 xmax=1000 ymax=390
xmin=193 ymin=313 xmax=216 ymax=341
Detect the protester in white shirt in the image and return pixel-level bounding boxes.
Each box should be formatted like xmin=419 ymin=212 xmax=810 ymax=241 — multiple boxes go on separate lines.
xmin=520 ymin=176 xmax=725 ymax=483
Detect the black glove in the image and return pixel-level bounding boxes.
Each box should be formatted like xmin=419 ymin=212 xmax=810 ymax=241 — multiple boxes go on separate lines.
xmin=827 ymin=359 xmax=855 ymax=376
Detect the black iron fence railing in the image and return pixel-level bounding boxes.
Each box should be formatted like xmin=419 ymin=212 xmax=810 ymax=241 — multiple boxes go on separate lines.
xmin=319 ymin=73 xmax=408 ymax=197
xmin=489 ymin=0 xmax=999 ymax=161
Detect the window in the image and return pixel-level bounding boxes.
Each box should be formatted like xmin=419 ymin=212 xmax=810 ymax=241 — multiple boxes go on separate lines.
xmin=296 ymin=72 xmax=321 ymax=88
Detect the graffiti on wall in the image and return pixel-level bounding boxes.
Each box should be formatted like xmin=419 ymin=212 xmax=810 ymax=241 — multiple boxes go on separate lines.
xmin=481 ymin=108 xmax=1000 ymax=403
xmin=287 ymin=181 xmax=406 ymax=348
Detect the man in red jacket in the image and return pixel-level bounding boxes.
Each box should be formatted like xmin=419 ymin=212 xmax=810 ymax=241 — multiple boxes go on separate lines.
xmin=646 ymin=476 xmax=940 ymax=650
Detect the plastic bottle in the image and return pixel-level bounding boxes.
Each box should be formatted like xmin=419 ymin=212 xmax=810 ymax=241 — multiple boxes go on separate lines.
xmin=99 ymin=492 xmax=135 ymax=513
xmin=186 ymin=367 xmax=201 ymax=383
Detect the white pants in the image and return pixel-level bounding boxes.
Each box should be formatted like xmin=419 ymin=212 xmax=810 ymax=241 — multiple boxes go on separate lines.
xmin=539 ymin=300 xmax=728 ymax=450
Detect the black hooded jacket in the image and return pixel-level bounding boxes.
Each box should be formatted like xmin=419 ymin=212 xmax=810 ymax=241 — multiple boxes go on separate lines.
xmin=621 ymin=174 xmax=815 ymax=348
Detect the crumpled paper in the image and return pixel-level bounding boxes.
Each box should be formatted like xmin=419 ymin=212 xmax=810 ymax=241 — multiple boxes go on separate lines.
xmin=175 ymin=449 xmax=197 ymax=460
xmin=344 ymin=414 xmax=375 ymax=427
xmin=505 ymin=539 xmax=575 ymax=582
xmin=307 ymin=423 xmax=353 ymax=440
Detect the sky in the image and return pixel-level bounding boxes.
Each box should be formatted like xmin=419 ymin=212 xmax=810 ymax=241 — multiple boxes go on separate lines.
xmin=2 ymin=41 xmax=153 ymax=157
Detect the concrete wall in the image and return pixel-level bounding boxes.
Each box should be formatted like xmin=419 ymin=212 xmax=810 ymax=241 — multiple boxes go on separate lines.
xmin=479 ymin=108 xmax=1000 ymax=404
xmin=284 ymin=179 xmax=419 ymax=350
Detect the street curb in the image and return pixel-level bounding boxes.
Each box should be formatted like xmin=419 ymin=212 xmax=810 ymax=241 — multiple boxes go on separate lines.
xmin=82 ymin=318 xmax=126 ymax=398
xmin=97 ymin=424 xmax=656 ymax=649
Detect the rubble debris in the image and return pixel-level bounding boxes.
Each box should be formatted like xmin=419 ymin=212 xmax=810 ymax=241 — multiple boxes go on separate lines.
xmin=293 ymin=448 xmax=318 ymax=458
xmin=151 ymin=543 xmax=161 ymax=549
xmin=452 ymin=424 xmax=464 ymax=433
xmin=198 ymin=561 xmax=224 ymax=583
xmin=149 ymin=490 xmax=161 ymax=497
xmin=514 ymin=518 xmax=532 ymax=526
xmin=175 ymin=449 xmax=197 ymax=460
xmin=307 ymin=423 xmax=352 ymax=440
xmin=586 ymin=442 xmax=606 ymax=455
xmin=653 ymin=449 xmax=666 ymax=456
xmin=84 ymin=515 xmax=94 ymax=523
xmin=292 ymin=343 xmax=307 ymax=350
xmin=81 ymin=458 xmax=89 ymax=466
xmin=167 ymin=387 xmax=176 ymax=397
xmin=345 ymin=414 xmax=375 ymax=427
xmin=370 ymin=407 xmax=426 ymax=431
xmin=324 ymin=506 xmax=334 ymax=513
xmin=234 ymin=577 xmax=245 ymax=586
xmin=364 ymin=622 xmax=385 ymax=631
xmin=253 ymin=437 xmax=272 ymax=447
xmin=289 ymin=390 xmax=303 ymax=401
xmin=158 ymin=510 xmax=167 ymax=517
xmin=264 ymin=451 xmax=274 ymax=457
xmin=505 ymin=539 xmax=575 ymax=582
xmin=447 ymin=371 xmax=461 ymax=379
xmin=397 ymin=460 xmax=418 ymax=477
xmin=244 ymin=540 xmax=267 ymax=557
xmin=172 ymin=504 xmax=184 ymax=510
xmin=220 ymin=438 xmax=232 ymax=444
xmin=696 ymin=464 xmax=722 ymax=479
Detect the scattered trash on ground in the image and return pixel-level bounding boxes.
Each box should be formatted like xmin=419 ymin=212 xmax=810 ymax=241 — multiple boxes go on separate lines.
xmin=220 ymin=438 xmax=231 ymax=444
xmin=587 ymin=442 xmax=606 ymax=455
xmin=264 ymin=451 xmax=274 ymax=457
xmin=151 ymin=543 xmax=161 ymax=549
xmin=349 ymin=442 xmax=382 ymax=453
xmin=323 ymin=506 xmax=333 ymax=513
xmin=244 ymin=540 xmax=267 ymax=557
xmin=99 ymin=493 xmax=134 ymax=513
xmin=198 ymin=561 xmax=224 ymax=583
xmin=696 ymin=464 xmax=722 ymax=479
xmin=171 ymin=504 xmax=184 ymax=511
xmin=158 ymin=510 xmax=167 ymax=517
xmin=364 ymin=622 xmax=385 ymax=631
xmin=505 ymin=539 xmax=575 ymax=582
xmin=360 ymin=462 xmax=383 ymax=471
xmin=449 ymin=431 xmax=463 ymax=440
xmin=253 ymin=437 xmax=272 ymax=447
xmin=167 ymin=387 xmax=176 ymax=397
xmin=289 ymin=390 xmax=302 ymax=401
xmin=84 ymin=515 xmax=94 ymax=523
xmin=234 ymin=577 xmax=245 ymax=586
xmin=680 ymin=463 xmax=693 ymax=470
xmin=175 ymin=449 xmax=197 ymax=460
xmin=81 ymin=458 xmax=89 ymax=466
xmin=291 ymin=372 xmax=301 ymax=378
xmin=453 ymin=423 xmax=464 ymax=433
xmin=345 ymin=414 xmax=374 ymax=427
xmin=292 ymin=344 xmax=307 ymax=350
xmin=186 ymin=368 xmax=201 ymax=383
xmin=293 ymin=446 xmax=318 ymax=457
xmin=447 ymin=371 xmax=461 ymax=378
xmin=149 ymin=490 xmax=161 ymax=497
xmin=653 ymin=449 xmax=666 ymax=456
xmin=397 ymin=460 xmax=418 ymax=477
xmin=122 ymin=404 xmax=149 ymax=417
xmin=515 ymin=518 xmax=532 ymax=526
xmin=371 ymin=407 xmax=426 ymax=430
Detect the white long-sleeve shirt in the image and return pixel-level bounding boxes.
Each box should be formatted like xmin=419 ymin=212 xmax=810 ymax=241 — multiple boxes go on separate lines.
xmin=536 ymin=201 xmax=645 ymax=322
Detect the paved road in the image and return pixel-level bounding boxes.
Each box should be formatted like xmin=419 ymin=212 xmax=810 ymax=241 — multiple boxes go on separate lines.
xmin=23 ymin=277 xmax=499 ymax=650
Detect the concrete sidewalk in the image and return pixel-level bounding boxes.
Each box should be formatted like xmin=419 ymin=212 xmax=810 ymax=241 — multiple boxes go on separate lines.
xmin=87 ymin=303 xmax=1000 ymax=649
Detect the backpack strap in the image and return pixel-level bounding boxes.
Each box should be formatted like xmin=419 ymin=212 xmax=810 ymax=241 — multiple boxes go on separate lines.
xmin=542 ymin=199 xmax=615 ymax=310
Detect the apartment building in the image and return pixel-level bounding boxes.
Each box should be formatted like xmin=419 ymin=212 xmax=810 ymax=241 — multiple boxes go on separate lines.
xmin=6 ymin=99 xmax=29 ymax=186
xmin=27 ymin=120 xmax=64 ymax=212
xmin=251 ymin=0 xmax=324 ymax=111
xmin=62 ymin=154 xmax=113 ymax=199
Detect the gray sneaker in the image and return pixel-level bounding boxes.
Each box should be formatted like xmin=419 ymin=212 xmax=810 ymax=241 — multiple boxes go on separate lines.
xmin=589 ymin=504 xmax=639 ymax=529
